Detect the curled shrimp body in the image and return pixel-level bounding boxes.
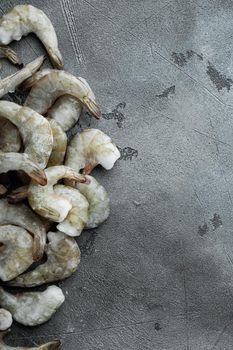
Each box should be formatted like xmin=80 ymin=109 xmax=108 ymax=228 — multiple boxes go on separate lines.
xmin=9 ymin=231 xmax=81 ymax=287
xmin=21 ymin=69 xmax=83 ymax=131
xmin=54 ymin=185 xmax=89 ymax=236
xmin=28 ymin=166 xmax=87 ymax=222
xmin=0 ymin=101 xmax=53 ymax=184
xmin=0 ymin=55 xmax=44 ymax=98
xmin=0 ymin=225 xmax=33 ymax=281
xmin=0 ymin=199 xmax=46 ymax=261
xmin=65 ymin=129 xmax=120 ymax=174
xmin=0 ymin=285 xmax=65 ymax=326
xmin=75 ymin=175 xmax=110 ymax=229
xmin=0 ymin=118 xmax=21 ymax=152
xmin=25 ymin=70 xmax=101 ymax=119
xmin=0 ymin=309 xmax=12 ymax=331
xmin=47 ymin=119 xmax=67 ymax=167
xmin=0 ymin=331 xmax=61 ymax=350
xmin=0 ymin=5 xmax=63 ymax=69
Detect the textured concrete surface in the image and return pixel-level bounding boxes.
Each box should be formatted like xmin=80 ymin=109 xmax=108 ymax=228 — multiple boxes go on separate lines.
xmin=1 ymin=0 xmax=233 ymax=349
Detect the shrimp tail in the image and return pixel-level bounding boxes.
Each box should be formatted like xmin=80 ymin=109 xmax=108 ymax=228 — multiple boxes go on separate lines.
xmin=83 ymin=163 xmax=97 ymax=175
xmin=0 ymin=45 xmax=22 ymax=66
xmin=47 ymin=48 xmax=64 ymax=70
xmin=40 ymin=340 xmax=61 ymax=350
xmin=39 ymin=207 xmax=61 ymax=222
xmin=7 ymin=186 xmax=29 ymax=204
xmin=30 ymin=168 xmax=47 ymax=186
xmin=84 ymin=97 xmax=101 ymax=119
xmin=0 ymin=185 xmax=7 ymax=195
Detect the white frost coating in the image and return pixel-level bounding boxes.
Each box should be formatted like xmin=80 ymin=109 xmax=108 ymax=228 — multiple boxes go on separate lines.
xmin=0 ymin=308 xmax=12 ymax=330
xmin=25 ymin=70 xmax=101 ymax=119
xmin=76 ymin=175 xmax=110 ymax=229
xmin=0 ymin=56 xmax=44 ymax=98
xmin=9 ymin=231 xmax=81 ymax=287
xmin=55 ymin=185 xmax=89 ymax=236
xmin=0 ymin=285 xmax=65 ymax=326
xmin=65 ymin=128 xmax=120 ymax=174
xmin=0 ymin=5 xmax=63 ymax=69
xmin=0 ymin=225 xmax=33 ymax=281
xmin=28 ymin=166 xmax=86 ymax=222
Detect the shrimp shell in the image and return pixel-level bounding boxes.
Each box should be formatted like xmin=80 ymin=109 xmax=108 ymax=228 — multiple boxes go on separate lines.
xmin=0 ymin=309 xmax=12 ymax=331
xmin=0 ymin=101 xmax=53 ymax=180
xmin=0 ymin=285 xmax=65 ymax=326
xmin=0 ymin=118 xmax=21 ymax=152
xmin=0 ymin=185 xmax=7 ymax=196
xmin=0 ymin=225 xmax=33 ymax=281
xmin=0 ymin=56 xmax=44 ymax=98
xmin=0 ymin=199 xmax=46 ymax=261
xmin=65 ymin=128 xmax=120 ymax=174
xmin=47 ymin=119 xmax=67 ymax=167
xmin=0 ymin=5 xmax=63 ymax=69
xmin=28 ymin=166 xmax=87 ymax=222
xmin=9 ymin=231 xmax=81 ymax=287
xmin=55 ymin=185 xmax=89 ymax=236
xmin=75 ymin=175 xmax=110 ymax=229
xmin=0 ymin=331 xmax=61 ymax=350
xmin=25 ymin=70 xmax=101 ymax=119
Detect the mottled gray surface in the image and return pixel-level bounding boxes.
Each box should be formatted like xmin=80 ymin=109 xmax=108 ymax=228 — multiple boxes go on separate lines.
xmin=1 ymin=0 xmax=233 ymax=349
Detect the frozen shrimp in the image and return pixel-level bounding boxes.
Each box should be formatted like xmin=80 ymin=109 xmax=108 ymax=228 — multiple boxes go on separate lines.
xmin=0 ymin=225 xmax=33 ymax=281
xmin=25 ymin=70 xmax=101 ymax=119
xmin=0 ymin=331 xmax=61 ymax=349
xmin=0 ymin=285 xmax=65 ymax=326
xmin=28 ymin=166 xmax=87 ymax=222
xmin=54 ymin=185 xmax=89 ymax=236
xmin=21 ymin=68 xmax=83 ymax=131
xmin=47 ymin=119 xmax=67 ymax=167
xmin=0 ymin=199 xmax=46 ymax=261
xmin=0 ymin=100 xmax=53 ymax=178
xmin=0 ymin=5 xmax=63 ymax=69
xmin=65 ymin=129 xmax=120 ymax=174
xmin=0 ymin=118 xmax=21 ymax=152
xmin=0 ymin=56 xmax=44 ymax=98
xmin=9 ymin=231 xmax=81 ymax=287
xmin=75 ymin=175 xmax=110 ymax=229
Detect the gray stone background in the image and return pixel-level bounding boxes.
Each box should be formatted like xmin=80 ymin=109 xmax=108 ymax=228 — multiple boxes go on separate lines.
xmin=1 ymin=0 xmax=233 ymax=349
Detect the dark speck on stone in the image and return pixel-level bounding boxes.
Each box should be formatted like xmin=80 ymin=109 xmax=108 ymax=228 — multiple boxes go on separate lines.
xmin=172 ymin=50 xmax=203 ymax=67
xmin=156 ymin=85 xmax=175 ymax=98
xmin=102 ymin=102 xmax=126 ymax=128
xmin=171 ymin=52 xmax=187 ymax=67
xmin=210 ymin=213 xmax=223 ymax=230
xmin=206 ymin=62 xmax=233 ymax=91
xmin=118 ymin=147 xmax=138 ymax=160
xmin=154 ymin=323 xmax=162 ymax=331
xmin=198 ymin=223 xmax=209 ymax=236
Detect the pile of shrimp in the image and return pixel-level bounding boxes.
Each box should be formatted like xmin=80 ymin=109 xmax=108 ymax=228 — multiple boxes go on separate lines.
xmin=0 ymin=4 xmax=121 ymax=349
